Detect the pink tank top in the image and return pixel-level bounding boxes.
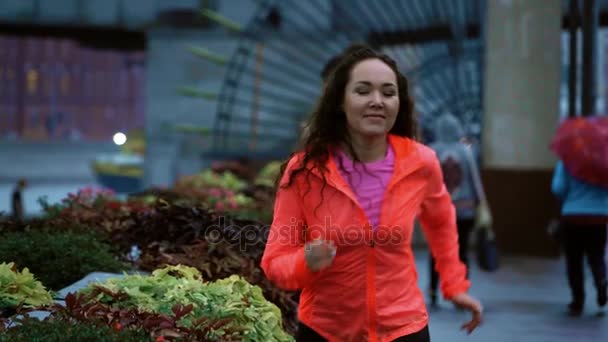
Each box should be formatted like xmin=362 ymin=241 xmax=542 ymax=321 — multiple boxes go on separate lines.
xmin=333 ymin=145 xmax=395 ymax=229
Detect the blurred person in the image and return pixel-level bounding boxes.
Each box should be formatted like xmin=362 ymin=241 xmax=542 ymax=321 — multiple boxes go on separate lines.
xmin=551 ymin=161 xmax=608 ymax=316
xmin=298 ymin=52 xmax=346 ymax=148
xmin=261 ymin=44 xmax=482 ymax=342
xmin=426 ymin=113 xmax=482 ymax=307
xmin=550 ymin=115 xmax=608 ymax=316
xmin=320 ymin=54 xmax=343 ymax=83
xmin=11 ymin=178 xmax=27 ymax=221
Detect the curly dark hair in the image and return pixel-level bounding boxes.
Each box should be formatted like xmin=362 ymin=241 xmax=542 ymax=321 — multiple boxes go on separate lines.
xmin=278 ymin=43 xmax=418 ymax=197
xmin=320 ymin=54 xmax=343 ymax=82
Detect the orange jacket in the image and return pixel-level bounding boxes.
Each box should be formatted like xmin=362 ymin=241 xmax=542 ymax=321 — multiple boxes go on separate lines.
xmin=261 ymin=135 xmax=470 ymax=342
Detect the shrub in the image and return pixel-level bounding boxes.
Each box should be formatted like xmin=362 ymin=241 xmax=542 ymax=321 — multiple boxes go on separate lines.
xmin=0 ymin=318 xmax=150 ymax=342
xmin=0 ymin=230 xmax=128 ymax=291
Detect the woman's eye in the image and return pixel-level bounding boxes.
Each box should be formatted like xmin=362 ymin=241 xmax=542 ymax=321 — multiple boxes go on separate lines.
xmin=384 ymin=92 xmax=396 ymax=97
xmin=356 ymin=89 xmax=369 ymax=95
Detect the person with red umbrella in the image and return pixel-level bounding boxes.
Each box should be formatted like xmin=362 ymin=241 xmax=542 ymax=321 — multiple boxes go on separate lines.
xmin=550 ymin=115 xmax=608 ymax=316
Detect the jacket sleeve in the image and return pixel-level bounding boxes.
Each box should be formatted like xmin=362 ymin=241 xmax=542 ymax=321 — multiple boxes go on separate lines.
xmin=418 ymin=151 xmax=471 ymax=299
xmin=551 ymin=161 xmax=568 ymax=201
xmin=260 ymin=167 xmax=317 ymax=290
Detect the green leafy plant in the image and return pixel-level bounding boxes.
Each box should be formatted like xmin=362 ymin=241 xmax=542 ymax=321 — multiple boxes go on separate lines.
xmin=175 ymin=170 xmax=247 ymax=192
xmin=0 ymin=230 xmax=128 ymax=291
xmin=80 ymin=265 xmax=293 ymax=341
xmin=254 ymin=161 xmax=282 ymax=187
xmin=0 ymin=262 xmax=53 ymax=311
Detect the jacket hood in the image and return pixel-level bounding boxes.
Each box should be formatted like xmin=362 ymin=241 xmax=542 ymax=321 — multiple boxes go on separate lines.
xmin=434 ymin=113 xmax=465 ymax=143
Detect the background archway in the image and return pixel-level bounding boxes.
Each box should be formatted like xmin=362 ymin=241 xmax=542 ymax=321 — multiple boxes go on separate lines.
xmin=203 ymin=0 xmax=485 ymax=160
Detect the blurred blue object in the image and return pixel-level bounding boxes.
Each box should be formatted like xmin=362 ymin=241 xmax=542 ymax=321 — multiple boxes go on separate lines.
xmin=95 ymin=173 xmax=142 ymax=194
xmin=92 ymin=153 xmax=144 ymax=194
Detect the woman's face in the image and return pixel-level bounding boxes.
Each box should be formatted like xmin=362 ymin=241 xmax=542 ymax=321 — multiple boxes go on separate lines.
xmin=342 ymin=58 xmax=399 ymax=139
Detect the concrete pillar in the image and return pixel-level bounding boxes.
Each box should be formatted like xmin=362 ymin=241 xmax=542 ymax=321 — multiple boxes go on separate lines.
xmin=568 ymin=0 xmax=580 ymax=118
xmin=482 ymin=0 xmax=562 ymax=256
xmin=582 ymin=0 xmax=599 ymax=116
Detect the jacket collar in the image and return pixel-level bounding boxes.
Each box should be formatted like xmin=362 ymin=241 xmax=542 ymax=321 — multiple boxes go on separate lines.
xmin=306 ymin=134 xmax=423 ymax=200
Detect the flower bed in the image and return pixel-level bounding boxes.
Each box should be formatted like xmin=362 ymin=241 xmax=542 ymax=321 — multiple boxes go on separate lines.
xmin=1 ymin=265 xmax=293 ymax=341
xmin=0 ymin=162 xmax=298 ymax=339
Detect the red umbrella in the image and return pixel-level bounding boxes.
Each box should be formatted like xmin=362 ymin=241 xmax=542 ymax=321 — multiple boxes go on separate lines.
xmin=550 ymin=116 xmax=608 ymax=188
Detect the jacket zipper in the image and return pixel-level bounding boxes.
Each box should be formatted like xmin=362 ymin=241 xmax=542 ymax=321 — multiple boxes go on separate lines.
xmin=369 ymin=222 xmax=375 ymax=247
xmin=366 ymin=220 xmax=377 ymax=342
xmin=367 ymin=188 xmax=394 ymax=341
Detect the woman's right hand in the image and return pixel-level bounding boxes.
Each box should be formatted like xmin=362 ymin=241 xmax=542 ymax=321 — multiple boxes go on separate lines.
xmin=451 ymin=293 xmax=483 ymax=334
xmin=304 ymin=240 xmax=337 ymax=271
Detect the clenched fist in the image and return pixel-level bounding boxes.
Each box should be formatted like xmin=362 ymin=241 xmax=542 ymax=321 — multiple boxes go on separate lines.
xmin=304 ymin=240 xmax=337 ymax=271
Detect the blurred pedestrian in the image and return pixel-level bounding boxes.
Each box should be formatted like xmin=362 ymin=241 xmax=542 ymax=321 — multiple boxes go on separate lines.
xmin=298 ymin=52 xmax=346 ymax=147
xmin=11 ymin=178 xmax=27 ymax=221
xmin=426 ymin=113 xmax=483 ymax=307
xmin=550 ymin=115 xmax=608 ymax=316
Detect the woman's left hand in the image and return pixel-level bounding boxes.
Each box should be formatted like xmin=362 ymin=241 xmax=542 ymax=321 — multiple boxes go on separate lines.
xmin=451 ymin=293 xmax=483 ymax=334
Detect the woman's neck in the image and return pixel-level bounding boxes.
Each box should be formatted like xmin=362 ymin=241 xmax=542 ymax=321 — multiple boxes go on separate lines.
xmin=342 ymin=133 xmax=388 ymax=162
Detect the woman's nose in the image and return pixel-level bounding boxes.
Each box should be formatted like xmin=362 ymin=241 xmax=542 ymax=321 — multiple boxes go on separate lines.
xmin=370 ymin=92 xmax=383 ymax=107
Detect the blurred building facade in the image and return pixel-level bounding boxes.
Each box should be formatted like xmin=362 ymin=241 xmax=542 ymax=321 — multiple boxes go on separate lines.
xmin=0 ymin=35 xmax=145 ymax=141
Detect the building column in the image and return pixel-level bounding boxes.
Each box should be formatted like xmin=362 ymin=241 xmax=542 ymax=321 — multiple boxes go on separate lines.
xmin=482 ymin=0 xmax=562 ymax=256
xmin=582 ymin=0 xmax=599 ymax=116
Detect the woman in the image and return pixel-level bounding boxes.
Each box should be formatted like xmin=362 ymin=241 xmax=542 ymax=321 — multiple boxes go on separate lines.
xmin=551 ymin=159 xmax=608 ymax=316
xmin=261 ymin=44 xmax=482 ymax=342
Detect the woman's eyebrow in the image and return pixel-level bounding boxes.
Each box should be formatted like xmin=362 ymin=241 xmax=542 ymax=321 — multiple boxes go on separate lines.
xmin=353 ymin=81 xmax=396 ymax=87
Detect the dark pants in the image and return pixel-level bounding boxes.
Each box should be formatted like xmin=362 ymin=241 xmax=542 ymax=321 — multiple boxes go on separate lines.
xmin=296 ymin=322 xmax=430 ymax=342
xmin=429 ymin=218 xmax=475 ymax=294
xmin=563 ymin=223 xmax=607 ymax=305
